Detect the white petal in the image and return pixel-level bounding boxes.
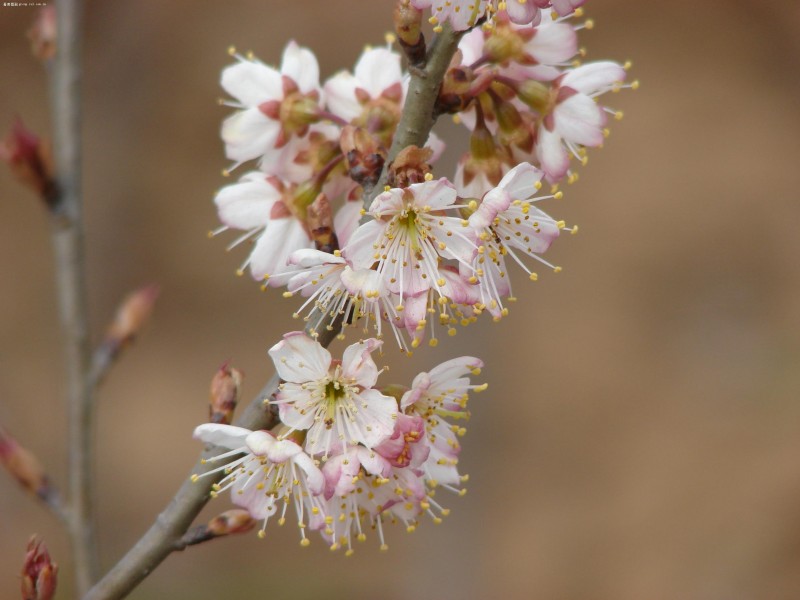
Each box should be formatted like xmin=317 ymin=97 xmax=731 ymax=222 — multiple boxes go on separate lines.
xmin=221 ymin=59 xmax=282 ymax=106
xmin=214 ymin=173 xmax=278 ymax=229
xmin=342 ymin=219 xmax=386 ymax=268
xmin=333 ymin=198 xmax=363 ymax=248
xmin=323 ymin=71 xmax=362 ymax=122
xmin=244 ymin=430 xmax=276 ymax=456
xmin=193 ymin=424 xmax=252 ymax=450
xmin=535 ymin=124 xmax=570 ymax=182
xmin=341 ymin=338 xmax=383 ymax=388
xmin=527 ymin=22 xmax=577 ymax=65
xmin=248 ymin=218 xmax=311 ymax=280
xmin=287 ymin=248 xmax=345 ymax=268
xmin=497 ymin=162 xmax=543 ymax=200
xmin=408 ymin=178 xmax=458 ymax=211
xmin=354 ymin=47 xmax=403 ymax=98
xmin=281 ymin=41 xmax=320 ymax=93
xmin=554 ymin=94 xmax=605 ymax=146
xmin=268 ymin=332 xmax=332 ymax=383
xmin=221 ymin=107 xmax=280 ymax=164
xmin=292 ymin=450 xmax=324 ymax=495
xmin=350 ymin=388 xmax=398 ymax=448
xmin=561 ymin=61 xmax=626 ymax=95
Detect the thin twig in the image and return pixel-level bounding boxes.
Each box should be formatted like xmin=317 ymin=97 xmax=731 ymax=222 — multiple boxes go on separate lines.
xmin=83 ymin=24 xmax=463 ymax=600
xmin=47 ymin=0 xmax=99 ymax=594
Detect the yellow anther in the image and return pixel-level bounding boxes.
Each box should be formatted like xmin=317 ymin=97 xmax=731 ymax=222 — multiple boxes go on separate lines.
xmin=631 ymin=80 xmax=640 ymax=90
xmin=557 ymin=220 xmax=566 ymax=229
xmin=474 ymin=383 xmax=488 ymax=392
xmin=571 ymin=225 xmax=579 ymax=235
xmin=221 ymin=168 xmax=230 ymax=177
xmin=553 ymin=266 xmax=563 ymax=273
xmin=282 ymin=291 xmax=293 ymax=298
xmin=584 ymin=19 xmax=594 ymax=29
xmin=429 ymin=338 xmax=439 ymax=347
xmin=529 ymin=272 xmax=539 ymax=281
xmin=190 ymin=474 xmax=199 ymax=483
xmin=614 ymin=110 xmax=624 ymax=121
xmin=448 ymin=328 xmax=457 ymax=337
xmin=300 ymin=538 xmax=311 ymax=547
xmin=227 ymin=45 xmax=237 ymax=56
xmin=385 ymin=32 xmax=397 ymax=44
xmin=424 ymin=172 xmax=434 ymax=181
xmin=623 ymin=60 xmax=633 ymax=70
xmin=554 ymin=191 xmax=564 ymax=200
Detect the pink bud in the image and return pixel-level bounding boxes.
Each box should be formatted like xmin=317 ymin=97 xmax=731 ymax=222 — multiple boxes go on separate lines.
xmin=27 ymin=7 xmax=56 ymax=62
xmin=206 ymin=509 xmax=256 ymax=537
xmin=0 ymin=119 xmax=56 ymax=205
xmin=0 ymin=426 xmax=51 ymax=502
xmin=104 ymin=284 xmax=160 ymax=353
xmin=20 ymin=537 xmax=57 ymax=600
xmin=209 ymin=364 xmax=243 ymax=425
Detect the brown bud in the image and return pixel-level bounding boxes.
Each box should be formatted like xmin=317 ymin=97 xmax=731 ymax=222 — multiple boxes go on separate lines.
xmin=386 ymin=145 xmax=433 ymax=188
xmin=306 ymin=194 xmax=339 ymax=254
xmin=103 ymin=284 xmax=160 ymax=354
xmin=209 ymin=364 xmax=243 ymax=425
xmin=394 ymin=0 xmax=425 ymax=65
xmin=1 ymin=119 xmax=56 ymax=206
xmin=27 ymin=7 xmax=56 ymax=62
xmin=21 ymin=537 xmax=58 ymax=600
xmin=0 ymin=426 xmax=53 ymax=503
xmin=340 ymin=125 xmax=386 ymax=188
xmin=206 ymin=509 xmax=256 ymax=537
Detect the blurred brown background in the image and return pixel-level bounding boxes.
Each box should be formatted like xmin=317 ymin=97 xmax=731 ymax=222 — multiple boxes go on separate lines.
xmin=2 ymin=1 xmax=800 ymax=598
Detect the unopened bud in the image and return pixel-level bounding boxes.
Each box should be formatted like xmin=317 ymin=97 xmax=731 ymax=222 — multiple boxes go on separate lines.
xmin=104 ymin=284 xmax=160 ymax=354
xmin=516 ymin=80 xmax=551 ymax=113
xmin=209 ymin=364 xmax=243 ymax=425
xmin=21 ymin=537 xmax=57 ymax=600
xmin=387 ymin=145 xmax=433 ymax=188
xmin=1 ymin=119 xmax=56 ymax=207
xmin=27 ymin=7 xmax=56 ymax=62
xmin=306 ymin=194 xmax=339 ymax=254
xmin=394 ymin=0 xmax=425 ymax=65
xmin=0 ymin=426 xmax=54 ymax=504
xmin=206 ymin=509 xmax=256 ymax=537
xmin=340 ymin=125 xmax=386 ymax=188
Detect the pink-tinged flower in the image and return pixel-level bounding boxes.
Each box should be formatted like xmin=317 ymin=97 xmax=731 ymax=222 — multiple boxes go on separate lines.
xmin=343 ymin=178 xmax=478 ymax=308
xmin=269 ymin=333 xmax=398 ymax=456
xmin=319 ymin=441 xmax=429 ymax=553
xmin=411 ymin=0 xmax=489 ymax=32
xmin=212 ymin=172 xmax=313 ymax=282
xmin=466 ymin=163 xmax=566 ymax=318
xmin=375 ymin=413 xmax=430 ymax=469
xmin=192 ymin=424 xmax=325 ymax=545
xmin=402 ymin=356 xmax=485 ymax=489
xmin=324 ymin=46 xmax=404 ymax=146
xmin=221 ymin=42 xmax=323 ymax=168
xmin=500 ymin=0 xmax=586 ymax=25
xmin=535 ymin=61 xmax=627 ymax=181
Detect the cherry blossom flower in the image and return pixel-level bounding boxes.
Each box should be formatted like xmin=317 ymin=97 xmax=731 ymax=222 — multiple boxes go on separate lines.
xmin=192 ymin=424 xmax=326 ymax=544
xmin=401 ymin=356 xmax=485 ymax=490
xmin=324 ymin=46 xmax=405 ymax=146
xmin=269 ymin=333 xmax=398 ymax=456
xmin=466 ymin=162 xmax=567 ymax=317
xmin=343 ymin=178 xmax=478 ymax=310
xmin=221 ymin=41 xmax=323 ymax=169
xmin=534 ymin=61 xmax=627 ymax=181
xmin=212 ymin=172 xmax=313 ymax=282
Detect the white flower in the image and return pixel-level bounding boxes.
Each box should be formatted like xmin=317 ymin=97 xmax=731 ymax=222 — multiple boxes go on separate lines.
xmin=221 ymin=41 xmax=323 ymax=168
xmin=192 ymin=424 xmax=325 ymax=545
xmin=269 ymin=332 xmax=398 ymax=456
xmin=535 ymin=61 xmax=627 ymax=181
xmin=401 ymin=356 xmax=485 ymax=489
xmin=324 ymin=46 xmax=405 ymax=141
xmin=466 ymin=163 xmax=566 ymax=317
xmin=343 ymin=178 xmax=478 ymax=308
xmin=212 ymin=172 xmax=312 ymax=282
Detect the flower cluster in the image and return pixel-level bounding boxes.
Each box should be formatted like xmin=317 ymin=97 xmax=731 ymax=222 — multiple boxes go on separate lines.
xmin=194 ymin=333 xmax=484 ymax=552
xmin=211 ymin=5 xmax=633 ymax=351
xmin=199 ymin=0 xmax=634 ymax=555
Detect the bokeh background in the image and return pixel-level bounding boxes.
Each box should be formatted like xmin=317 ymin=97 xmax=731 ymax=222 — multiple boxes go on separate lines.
xmin=2 ymin=1 xmax=800 ymax=598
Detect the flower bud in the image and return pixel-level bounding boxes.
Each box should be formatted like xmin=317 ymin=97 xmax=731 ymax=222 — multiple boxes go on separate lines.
xmin=0 ymin=119 xmax=56 ymax=207
xmin=306 ymin=194 xmax=339 ymax=254
xmin=27 ymin=7 xmax=56 ymax=62
xmin=206 ymin=509 xmax=256 ymax=537
xmin=339 ymin=125 xmax=386 ymax=188
xmin=209 ymin=364 xmax=243 ymax=425
xmin=438 ymin=56 xmax=475 ymax=114
xmin=21 ymin=537 xmax=57 ymax=600
xmin=103 ymin=284 xmax=160 ymax=354
xmin=394 ymin=0 xmax=425 ymax=65
xmin=516 ymin=80 xmax=551 ymax=114
xmin=386 ymin=145 xmax=433 ymax=188
xmin=0 ymin=426 xmax=52 ymax=503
